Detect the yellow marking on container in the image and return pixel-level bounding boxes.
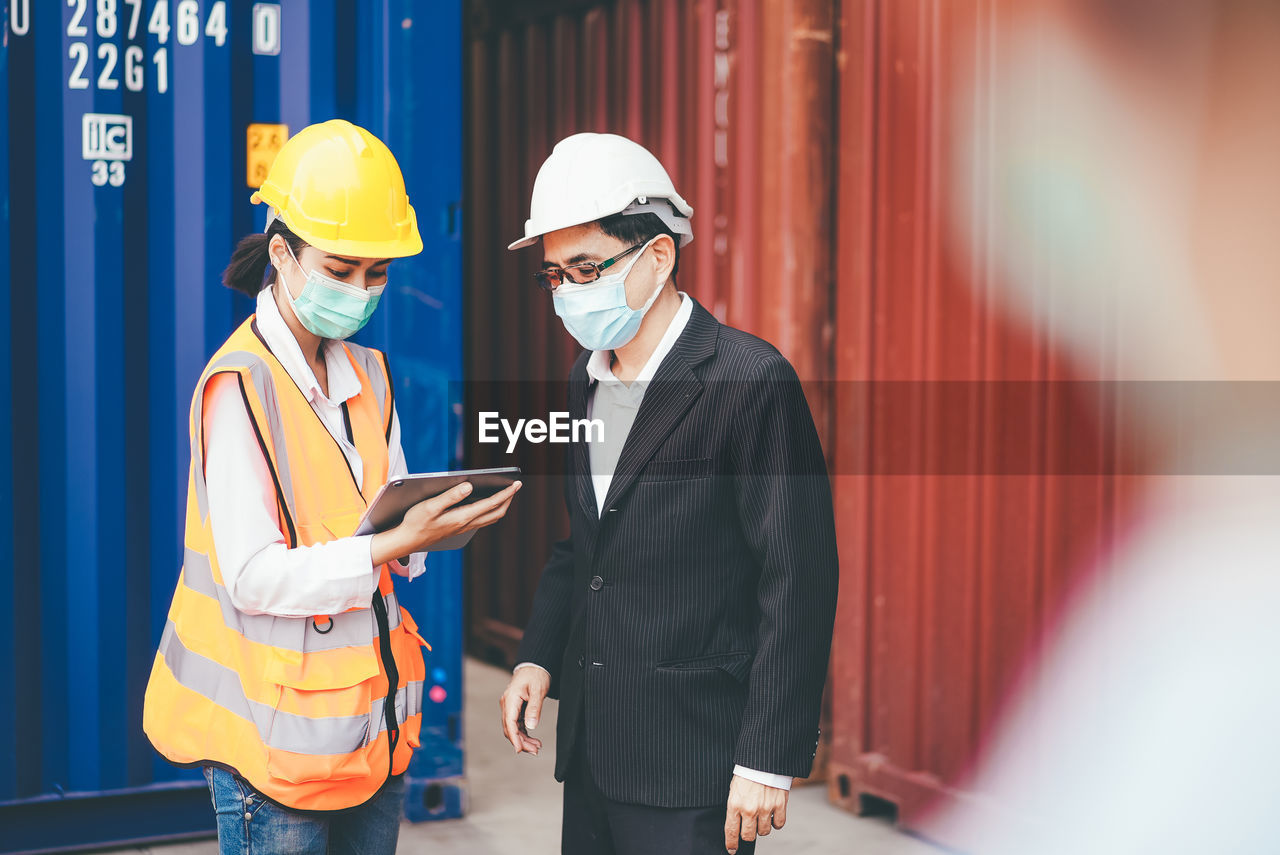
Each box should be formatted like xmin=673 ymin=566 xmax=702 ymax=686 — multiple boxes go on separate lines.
xmin=246 ymin=124 xmax=289 ymax=188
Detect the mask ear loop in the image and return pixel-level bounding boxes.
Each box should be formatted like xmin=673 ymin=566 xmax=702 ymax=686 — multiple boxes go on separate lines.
xmin=267 ymin=237 xmax=307 ymax=314
xmin=632 ymin=235 xmax=666 ymax=313
xmin=275 ymin=240 xmax=314 ymax=302
xmin=282 ymin=241 xmax=306 ymax=277
xmin=264 ymin=208 xmax=316 ymax=292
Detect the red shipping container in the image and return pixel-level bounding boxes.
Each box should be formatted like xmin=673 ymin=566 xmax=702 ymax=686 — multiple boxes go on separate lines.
xmin=464 ymin=3 xmax=1129 ymax=844
xmin=827 ymin=0 xmax=1124 ymax=843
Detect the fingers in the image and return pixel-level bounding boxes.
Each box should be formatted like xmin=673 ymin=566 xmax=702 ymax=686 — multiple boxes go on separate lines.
xmin=426 ymin=481 xmax=474 ymax=514
xmin=757 ymin=791 xmax=786 ymax=837
xmin=499 ymin=673 xmax=548 ymax=756
xmin=466 ymin=494 xmax=517 ymax=530
xmin=498 ymin=693 xmax=516 ymax=751
xmin=465 ymin=481 xmax=522 ymax=522
xmin=440 ymin=481 xmax=522 ymax=530
xmin=524 ymin=688 xmax=545 ymax=732
xmin=513 ymin=709 xmax=542 ymax=753
xmin=725 ymin=782 xmax=787 ymax=852
xmin=499 ymin=686 xmax=524 ymax=753
xmin=724 ymin=807 xmax=742 ymax=854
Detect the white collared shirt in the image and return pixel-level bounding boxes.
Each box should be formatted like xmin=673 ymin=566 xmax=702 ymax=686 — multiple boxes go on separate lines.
xmin=200 ymin=287 xmax=425 ymax=618
xmin=518 ymin=291 xmax=791 ymax=791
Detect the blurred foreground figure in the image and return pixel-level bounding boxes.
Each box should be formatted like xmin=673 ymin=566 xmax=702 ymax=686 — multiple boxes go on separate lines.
xmin=935 ymin=2 xmax=1280 ymax=853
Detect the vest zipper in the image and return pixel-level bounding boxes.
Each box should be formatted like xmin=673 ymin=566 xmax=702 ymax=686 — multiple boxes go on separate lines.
xmin=370 ymin=590 xmax=400 ymax=779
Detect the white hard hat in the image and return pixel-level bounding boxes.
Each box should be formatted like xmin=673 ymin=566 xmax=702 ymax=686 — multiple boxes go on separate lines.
xmin=507 ymin=133 xmax=694 ymax=251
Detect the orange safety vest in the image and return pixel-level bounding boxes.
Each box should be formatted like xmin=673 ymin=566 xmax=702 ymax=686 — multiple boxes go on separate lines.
xmin=143 ymin=317 xmax=428 ymax=811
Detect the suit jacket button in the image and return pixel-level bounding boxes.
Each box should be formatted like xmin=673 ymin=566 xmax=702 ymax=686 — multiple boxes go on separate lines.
xmin=589 ymin=576 xmax=604 ymax=591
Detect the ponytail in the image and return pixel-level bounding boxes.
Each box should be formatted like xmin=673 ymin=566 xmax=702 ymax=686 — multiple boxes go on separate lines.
xmin=221 ymin=222 xmax=308 ymax=297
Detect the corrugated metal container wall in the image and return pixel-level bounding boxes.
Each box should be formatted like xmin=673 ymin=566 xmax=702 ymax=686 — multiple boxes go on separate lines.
xmin=463 ymin=0 xmax=836 ymax=663
xmin=827 ymin=0 xmax=1121 ymax=843
xmin=0 ymin=1 xmax=466 ymax=849
xmin=464 ymin=1 xmax=1127 ymax=839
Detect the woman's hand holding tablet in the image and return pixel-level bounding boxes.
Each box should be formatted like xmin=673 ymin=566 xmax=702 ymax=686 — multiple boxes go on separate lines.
xmin=368 ymin=468 xmax=522 ymax=561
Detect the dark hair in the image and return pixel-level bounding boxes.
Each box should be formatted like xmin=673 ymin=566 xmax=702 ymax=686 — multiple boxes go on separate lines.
xmin=593 ymin=210 xmax=682 ymax=280
xmin=221 ymin=221 xmax=309 ymax=297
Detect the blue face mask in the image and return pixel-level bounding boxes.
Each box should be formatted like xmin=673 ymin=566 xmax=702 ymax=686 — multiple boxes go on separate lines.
xmin=282 ymin=245 xmax=384 ymax=341
xmin=551 ymin=237 xmax=661 ymax=351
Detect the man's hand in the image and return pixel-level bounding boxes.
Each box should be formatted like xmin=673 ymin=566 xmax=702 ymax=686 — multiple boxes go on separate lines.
xmin=499 ymin=665 xmax=550 ymax=755
xmin=724 ymin=775 xmax=789 ymax=854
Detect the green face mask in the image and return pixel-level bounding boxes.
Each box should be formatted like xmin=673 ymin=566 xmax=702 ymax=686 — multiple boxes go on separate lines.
xmin=283 ymin=245 xmax=384 ymax=340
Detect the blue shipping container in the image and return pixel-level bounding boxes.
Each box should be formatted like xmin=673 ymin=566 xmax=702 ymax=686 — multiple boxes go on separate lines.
xmin=0 ymin=1 xmax=465 ymax=850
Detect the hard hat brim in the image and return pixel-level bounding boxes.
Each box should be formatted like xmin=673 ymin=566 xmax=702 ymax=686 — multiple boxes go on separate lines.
xmin=507 ymin=220 xmax=693 ymax=253
xmin=255 ymin=195 xmax=424 ymax=259
xmin=304 ymin=229 xmax=424 ymax=259
xmin=507 ymin=197 xmax=695 ymax=253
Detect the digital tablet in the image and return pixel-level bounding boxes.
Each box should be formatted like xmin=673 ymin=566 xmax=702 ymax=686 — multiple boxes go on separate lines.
xmin=355 ymin=466 xmax=522 ymax=550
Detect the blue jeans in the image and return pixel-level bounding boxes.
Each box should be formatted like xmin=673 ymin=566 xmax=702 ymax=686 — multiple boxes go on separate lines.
xmin=203 ymin=766 xmax=404 ymax=855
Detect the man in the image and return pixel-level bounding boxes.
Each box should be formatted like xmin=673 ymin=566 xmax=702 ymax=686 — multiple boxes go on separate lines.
xmin=498 ymin=132 xmax=838 ymax=855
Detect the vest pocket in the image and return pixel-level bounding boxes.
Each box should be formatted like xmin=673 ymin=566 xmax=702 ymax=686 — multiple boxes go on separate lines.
xmin=265 ymin=740 xmax=374 ymax=784
xmin=295 ymin=510 xmax=365 ymax=549
xmin=395 ymin=608 xmax=428 ymax=749
xmin=400 ymin=712 xmax=423 ymax=750
xmin=320 ymin=511 xmax=366 ymax=540
xmin=264 ymin=647 xmax=382 ymax=784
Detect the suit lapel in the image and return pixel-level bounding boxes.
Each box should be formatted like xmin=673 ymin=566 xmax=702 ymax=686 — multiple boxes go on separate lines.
xmin=599 ymin=299 xmax=719 ymax=515
xmin=567 ymin=359 xmax=599 ymax=525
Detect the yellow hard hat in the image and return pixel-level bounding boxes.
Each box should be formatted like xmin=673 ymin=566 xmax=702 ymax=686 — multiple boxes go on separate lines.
xmin=250 ymin=119 xmax=422 ymax=258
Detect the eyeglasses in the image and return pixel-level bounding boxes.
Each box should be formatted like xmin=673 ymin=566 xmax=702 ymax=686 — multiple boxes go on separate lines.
xmin=532 ymin=242 xmax=647 ymax=292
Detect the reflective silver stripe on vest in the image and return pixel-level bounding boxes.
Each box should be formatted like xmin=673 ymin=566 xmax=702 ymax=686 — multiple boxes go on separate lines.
xmin=397 ymin=680 xmax=425 ymax=725
xmin=181 ymin=548 xmax=401 ymax=652
xmin=160 ymin=620 xmax=421 ymax=755
xmin=344 ymin=343 xmax=389 ymax=425
xmin=241 ymin=355 xmax=296 ymax=517
xmin=189 ymin=350 xmax=297 ymax=522
xmin=159 ymin=620 xmax=273 ymax=735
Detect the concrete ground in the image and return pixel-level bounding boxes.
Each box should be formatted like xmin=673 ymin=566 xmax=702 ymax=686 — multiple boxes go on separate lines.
xmin=143 ymin=659 xmax=939 ymax=854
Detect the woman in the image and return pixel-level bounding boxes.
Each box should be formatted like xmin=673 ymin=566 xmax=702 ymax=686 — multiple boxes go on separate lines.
xmin=143 ymin=120 xmax=518 ymax=853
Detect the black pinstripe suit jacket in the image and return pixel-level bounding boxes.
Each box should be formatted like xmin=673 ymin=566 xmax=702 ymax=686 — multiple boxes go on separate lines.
xmin=516 ymin=298 xmax=839 ymax=808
